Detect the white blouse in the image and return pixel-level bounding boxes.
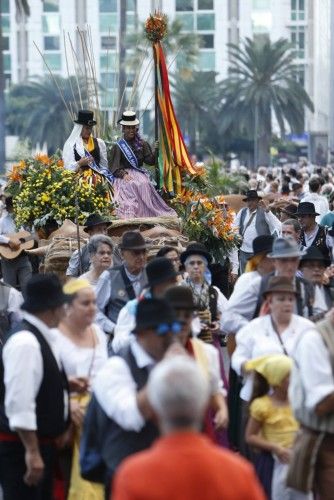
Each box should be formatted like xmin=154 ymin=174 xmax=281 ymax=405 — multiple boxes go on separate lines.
xmin=231 ymin=314 xmax=314 ymax=401
xmin=54 ymin=324 xmax=108 ymax=384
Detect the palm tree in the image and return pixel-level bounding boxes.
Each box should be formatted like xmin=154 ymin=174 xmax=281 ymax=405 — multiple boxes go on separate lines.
xmin=6 ymin=76 xmax=88 ymax=153
xmin=220 ymin=37 xmax=314 ymax=166
xmin=0 ymin=0 xmax=30 ymax=172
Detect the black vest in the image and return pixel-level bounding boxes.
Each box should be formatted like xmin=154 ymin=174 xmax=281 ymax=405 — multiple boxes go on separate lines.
xmin=301 ymin=226 xmax=330 ymax=262
xmin=74 ymin=137 xmax=101 ymax=165
xmin=104 ymin=266 xmax=137 ymax=324
xmin=99 ymin=345 xmax=158 ymax=479
xmin=0 ymin=320 xmax=69 ymax=438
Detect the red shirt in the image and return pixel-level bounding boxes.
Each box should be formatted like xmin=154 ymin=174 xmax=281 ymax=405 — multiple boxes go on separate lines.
xmin=112 ymin=431 xmax=265 ymax=500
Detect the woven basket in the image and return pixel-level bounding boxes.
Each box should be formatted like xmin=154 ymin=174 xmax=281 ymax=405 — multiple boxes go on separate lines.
xmin=43 ymin=236 xmax=87 ymax=281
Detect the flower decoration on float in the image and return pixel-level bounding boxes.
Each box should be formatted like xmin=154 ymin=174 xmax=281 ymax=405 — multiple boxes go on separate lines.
xmin=145 ymin=11 xmax=168 ymax=43
xmin=6 ymin=153 xmax=114 ymax=229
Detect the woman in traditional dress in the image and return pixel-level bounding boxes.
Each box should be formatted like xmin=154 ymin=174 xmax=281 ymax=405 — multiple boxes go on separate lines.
xmin=55 ymin=278 xmax=108 ymax=500
xmin=109 ymin=110 xmax=177 ymax=219
xmin=62 ymin=110 xmax=114 ymax=188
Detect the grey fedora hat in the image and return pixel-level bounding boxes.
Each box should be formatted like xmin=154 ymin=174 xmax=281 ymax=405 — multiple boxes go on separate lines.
xmin=268 ymin=237 xmax=306 ymax=259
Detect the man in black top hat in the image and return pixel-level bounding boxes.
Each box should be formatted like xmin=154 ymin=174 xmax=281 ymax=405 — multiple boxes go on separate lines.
xmin=296 ymin=201 xmax=330 ymax=261
xmin=0 ymin=274 xmax=69 ymax=500
xmin=112 ymin=257 xmax=179 ymax=352
xmin=234 ymin=190 xmax=281 ymax=274
xmin=82 ymin=297 xmax=181 ymax=496
xmin=96 ymin=231 xmax=148 ymax=336
xmin=66 ymin=213 xmax=111 ymax=277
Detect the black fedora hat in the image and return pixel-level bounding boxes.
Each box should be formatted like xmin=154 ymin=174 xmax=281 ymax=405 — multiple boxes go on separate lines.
xmin=250 ymin=235 xmax=274 ymax=258
xmin=242 ymin=190 xmax=262 ymax=202
xmin=84 ymin=214 xmax=112 ymax=233
xmin=299 ymin=246 xmax=330 ymax=266
xmin=295 ymin=202 xmax=319 ymax=216
xmin=135 ymin=298 xmax=176 ymax=332
xmin=164 ymin=285 xmax=197 ymax=310
xmin=21 ymin=273 xmax=67 ymax=313
xmin=146 ymin=257 xmax=178 ymax=287
xmin=74 ymin=110 xmax=97 ymax=126
xmin=119 ymin=231 xmax=146 ymax=251
xmin=180 ymin=242 xmax=212 ymax=265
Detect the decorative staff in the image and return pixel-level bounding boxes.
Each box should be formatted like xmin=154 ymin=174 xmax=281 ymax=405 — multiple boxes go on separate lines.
xmin=144 ymin=12 xmax=197 ymax=196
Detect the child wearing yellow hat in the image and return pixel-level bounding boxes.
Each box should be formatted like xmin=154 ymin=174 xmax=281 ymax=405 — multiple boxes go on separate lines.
xmin=245 ymin=354 xmax=310 ymax=500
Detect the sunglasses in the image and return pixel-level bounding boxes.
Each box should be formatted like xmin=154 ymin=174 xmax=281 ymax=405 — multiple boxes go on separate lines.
xmin=155 ymin=321 xmax=182 ymax=336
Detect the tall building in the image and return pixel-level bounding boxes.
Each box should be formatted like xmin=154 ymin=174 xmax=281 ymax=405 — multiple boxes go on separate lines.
xmin=4 ymin=0 xmax=332 ymax=145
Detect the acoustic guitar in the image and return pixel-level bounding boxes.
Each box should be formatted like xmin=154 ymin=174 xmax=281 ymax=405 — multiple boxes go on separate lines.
xmin=0 ymin=230 xmax=35 ymax=259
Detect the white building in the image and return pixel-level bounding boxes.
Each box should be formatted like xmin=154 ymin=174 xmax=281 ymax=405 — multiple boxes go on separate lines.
xmin=3 ymin=0 xmax=331 ymax=140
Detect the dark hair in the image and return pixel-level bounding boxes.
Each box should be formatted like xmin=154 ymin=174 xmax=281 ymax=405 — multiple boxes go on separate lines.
xmin=281 ymin=184 xmax=290 ymax=194
xmin=309 ymin=178 xmax=320 ymax=192
xmin=289 ymin=168 xmax=297 ymax=177
xmin=156 ymin=246 xmax=179 ymax=258
xmin=5 ymin=197 xmax=13 ymax=210
xmin=250 ymin=372 xmax=270 ymax=403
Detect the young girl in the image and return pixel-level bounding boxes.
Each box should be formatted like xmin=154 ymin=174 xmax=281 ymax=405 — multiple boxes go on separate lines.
xmin=245 ymin=354 xmax=311 ymax=500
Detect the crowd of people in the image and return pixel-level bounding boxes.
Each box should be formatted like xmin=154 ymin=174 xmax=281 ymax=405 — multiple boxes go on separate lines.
xmin=0 ymin=118 xmax=334 ymax=499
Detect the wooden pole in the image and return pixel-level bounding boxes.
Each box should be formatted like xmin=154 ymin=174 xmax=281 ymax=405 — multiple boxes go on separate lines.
xmin=153 ymin=44 xmax=160 ymax=188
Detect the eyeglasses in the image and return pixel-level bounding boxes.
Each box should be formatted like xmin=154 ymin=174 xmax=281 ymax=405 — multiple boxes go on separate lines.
xmin=155 ymin=321 xmax=182 ymax=336
xmin=187 ymin=260 xmax=204 ymax=266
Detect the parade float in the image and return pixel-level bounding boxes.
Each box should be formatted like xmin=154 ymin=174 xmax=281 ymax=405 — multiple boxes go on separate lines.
xmin=6 ymin=13 xmax=239 ymax=277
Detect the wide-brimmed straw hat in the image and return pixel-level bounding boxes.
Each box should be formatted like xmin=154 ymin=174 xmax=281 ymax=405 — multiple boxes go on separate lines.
xmin=118 ymin=110 xmax=139 ymax=126
xmin=263 ymin=276 xmax=297 ymax=297
xmin=268 ymin=237 xmax=306 ymax=259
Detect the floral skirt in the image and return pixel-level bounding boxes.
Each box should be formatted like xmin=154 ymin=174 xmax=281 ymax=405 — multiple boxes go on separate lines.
xmin=113 ymin=169 xmax=177 ymax=219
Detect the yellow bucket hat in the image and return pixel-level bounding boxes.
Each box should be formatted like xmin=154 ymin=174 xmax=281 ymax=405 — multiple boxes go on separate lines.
xmin=245 ymin=354 xmax=293 ymax=387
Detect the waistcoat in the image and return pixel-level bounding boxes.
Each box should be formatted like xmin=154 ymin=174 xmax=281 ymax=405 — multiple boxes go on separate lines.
xmin=239 ymin=207 xmax=271 ymax=238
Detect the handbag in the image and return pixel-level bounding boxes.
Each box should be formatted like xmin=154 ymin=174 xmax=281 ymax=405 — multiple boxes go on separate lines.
xmin=286 ymin=427 xmax=325 ymax=493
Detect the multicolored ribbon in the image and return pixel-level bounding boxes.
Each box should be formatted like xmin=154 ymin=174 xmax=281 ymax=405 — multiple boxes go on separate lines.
xmin=154 ymin=42 xmax=196 ymax=194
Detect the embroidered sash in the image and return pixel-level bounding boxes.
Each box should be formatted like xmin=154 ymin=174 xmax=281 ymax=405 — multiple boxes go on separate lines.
xmin=83 ymin=149 xmax=114 ymax=187
xmin=116 ymin=139 xmax=143 ymax=172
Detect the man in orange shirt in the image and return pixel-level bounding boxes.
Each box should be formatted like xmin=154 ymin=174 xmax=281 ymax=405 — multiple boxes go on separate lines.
xmin=112 ymin=356 xmax=265 ymax=500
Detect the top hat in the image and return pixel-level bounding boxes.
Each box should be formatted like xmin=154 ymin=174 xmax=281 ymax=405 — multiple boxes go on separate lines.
xmin=263 ymin=276 xmax=297 ymax=297
xmin=268 ymin=237 xmax=306 ymax=259
xmin=242 ymin=190 xmax=262 ymax=202
xmin=146 ymin=257 xmax=178 ymax=287
xmin=180 ymin=242 xmax=212 ymax=265
xmin=295 ymin=202 xmax=319 ymax=216
xmin=118 ymin=110 xmax=140 ymax=126
xmin=281 ymin=204 xmax=298 ymax=218
xmin=164 ymin=285 xmax=197 ymax=310
xmin=74 ymin=110 xmax=97 ymax=126
xmin=251 ymin=235 xmax=274 ymax=258
xmin=299 ymin=246 xmax=330 ymax=266
xmin=84 ymin=214 xmax=112 ymax=233
xmin=21 ymin=273 xmax=68 ymax=313
xmin=119 ymin=231 xmax=146 ymax=251
xmin=135 ymin=298 xmax=176 ymax=332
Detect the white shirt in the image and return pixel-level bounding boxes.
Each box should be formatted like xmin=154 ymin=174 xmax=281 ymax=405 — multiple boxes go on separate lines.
xmin=54 ymin=324 xmax=107 ymax=384
xmin=290 ymin=327 xmax=334 ymax=410
xmin=234 ymin=208 xmax=281 ymax=252
xmin=93 ymin=339 xmax=154 ymax=432
xmin=196 ymin=340 xmax=226 ymax=396
xmin=302 ymin=192 xmax=329 ymax=223
xmin=3 ymin=312 xmax=68 ymax=431
xmin=0 ymin=212 xmax=16 ymax=244
xmin=303 ymin=224 xmax=319 ymax=247
xmin=63 ymin=137 xmax=108 ymax=172
xmin=231 ymin=314 xmax=314 ymax=401
xmin=312 ymin=285 xmax=329 ymax=315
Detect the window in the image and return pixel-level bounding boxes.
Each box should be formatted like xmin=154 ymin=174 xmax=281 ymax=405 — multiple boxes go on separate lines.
xmin=42 ymin=14 xmax=60 ymax=33
xmin=291 ymin=0 xmax=305 ymax=21
xmin=43 ymin=53 xmax=61 ymax=71
xmin=293 ymin=65 xmax=305 ymax=87
xmin=175 ymin=13 xmax=194 ymax=30
xmin=99 ymin=13 xmax=118 ymax=32
xmin=100 ymin=53 xmax=117 ymax=70
xmin=127 ymin=13 xmax=135 ymax=29
xmin=200 ymin=34 xmax=214 ymax=48
xmin=198 ymin=51 xmax=215 ymax=70
xmin=1 ymin=16 xmax=10 ymax=34
xmin=127 ymin=0 xmax=136 ymax=10
xmin=100 ymin=72 xmax=117 ymax=90
xmin=176 ymin=0 xmax=194 ymax=11
xmin=198 ymin=0 xmax=214 ymax=9
xmin=291 ymin=26 xmax=305 ymax=58
xmin=99 ymin=0 xmax=117 ymax=12
xmin=101 ymin=36 xmax=117 ymax=50
xmin=2 ymin=36 xmax=9 ymax=51
xmin=43 ymin=0 xmax=59 ymax=12
xmin=44 ymin=36 xmax=60 ymax=50
xmin=2 ymin=0 xmax=9 ymax=14
xmin=3 ymin=54 xmax=11 ymax=72
xmin=197 ymin=13 xmax=215 ymax=30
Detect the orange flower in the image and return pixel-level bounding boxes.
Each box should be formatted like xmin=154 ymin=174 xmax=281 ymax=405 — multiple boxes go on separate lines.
xmin=35 ymin=154 xmax=51 ymax=165
xmin=57 ymin=159 xmax=64 ymax=168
